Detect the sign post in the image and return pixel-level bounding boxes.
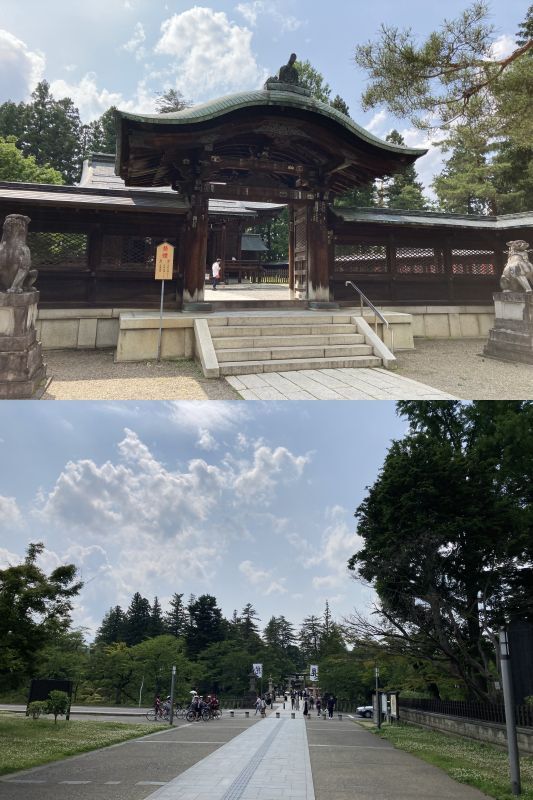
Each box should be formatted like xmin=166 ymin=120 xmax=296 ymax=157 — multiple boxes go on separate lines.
xmin=154 ymin=242 xmax=175 ymax=363
xmin=253 ymin=663 xmax=263 ymax=699
xmin=169 ymin=665 xmax=176 ymax=727
xmin=500 ymin=630 xmax=521 ymax=795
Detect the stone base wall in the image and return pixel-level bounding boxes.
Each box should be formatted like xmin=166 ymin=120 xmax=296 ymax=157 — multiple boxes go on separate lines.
xmin=0 ymin=291 xmax=46 ymax=398
xmin=400 ymin=707 xmax=533 ymax=756
xmin=484 ymin=292 xmax=533 ymax=363
xmin=383 ymin=306 xmax=494 ymax=339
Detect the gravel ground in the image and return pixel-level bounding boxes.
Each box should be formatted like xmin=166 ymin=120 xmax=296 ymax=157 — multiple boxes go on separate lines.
xmin=38 ymin=340 xmax=533 ymax=401
xmin=396 ymin=338 xmax=533 ymax=399
xmin=42 ymin=350 xmax=239 ymax=400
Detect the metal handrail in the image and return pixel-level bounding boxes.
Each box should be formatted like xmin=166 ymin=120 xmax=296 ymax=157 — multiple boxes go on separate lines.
xmin=345 ymin=280 xmax=394 ymax=353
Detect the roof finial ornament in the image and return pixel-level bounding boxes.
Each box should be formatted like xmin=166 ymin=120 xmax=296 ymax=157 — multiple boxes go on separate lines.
xmin=264 ymin=53 xmax=311 ymax=97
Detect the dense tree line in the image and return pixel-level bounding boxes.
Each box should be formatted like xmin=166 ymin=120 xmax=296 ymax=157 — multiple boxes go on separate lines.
xmin=347 ymin=401 xmax=533 ymax=702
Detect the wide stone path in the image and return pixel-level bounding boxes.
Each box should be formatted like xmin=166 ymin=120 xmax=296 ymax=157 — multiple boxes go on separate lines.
xmin=226 ymin=368 xmax=458 ymax=400
xmin=0 ymin=705 xmax=492 ymax=800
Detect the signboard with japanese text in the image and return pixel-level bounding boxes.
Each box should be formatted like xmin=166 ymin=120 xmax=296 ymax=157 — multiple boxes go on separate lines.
xmin=155 ymin=242 xmax=174 ymax=281
xmin=310 ymin=665 xmax=318 ymax=681
xmin=252 ymin=663 xmax=263 ymax=678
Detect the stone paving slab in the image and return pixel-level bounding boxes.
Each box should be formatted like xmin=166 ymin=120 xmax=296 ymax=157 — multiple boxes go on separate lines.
xmin=226 ymin=368 xmax=458 ymax=400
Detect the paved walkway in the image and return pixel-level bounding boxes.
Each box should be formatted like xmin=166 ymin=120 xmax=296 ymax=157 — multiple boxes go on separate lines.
xmin=226 ymin=368 xmax=458 ymax=400
xmin=0 ymin=705 xmax=492 ymax=800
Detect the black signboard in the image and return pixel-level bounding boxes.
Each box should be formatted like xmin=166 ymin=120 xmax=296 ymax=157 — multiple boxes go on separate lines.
xmin=508 ymin=619 xmax=533 ymax=704
xmin=27 ymin=679 xmax=73 ymax=719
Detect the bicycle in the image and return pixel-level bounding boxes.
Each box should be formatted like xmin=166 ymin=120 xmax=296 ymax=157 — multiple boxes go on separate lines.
xmin=186 ymin=706 xmax=211 ymax=722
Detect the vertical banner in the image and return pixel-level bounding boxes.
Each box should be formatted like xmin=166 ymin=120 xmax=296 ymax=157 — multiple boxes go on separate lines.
xmin=310 ymin=665 xmax=318 ymax=681
xmin=252 ymin=663 xmax=263 ymax=678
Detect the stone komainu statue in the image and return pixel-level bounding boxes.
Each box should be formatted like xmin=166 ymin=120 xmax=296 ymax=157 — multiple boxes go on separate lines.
xmin=500 ymin=240 xmax=533 ymax=293
xmin=0 ymin=214 xmax=37 ymax=294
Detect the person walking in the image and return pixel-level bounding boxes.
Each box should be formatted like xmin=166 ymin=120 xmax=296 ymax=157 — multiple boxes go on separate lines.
xmin=211 ymin=257 xmax=221 ymax=289
xmin=303 ymin=697 xmax=309 ymax=719
xmin=291 ymin=693 xmax=295 ymax=710
xmin=316 ymin=696 xmax=322 ymax=717
xmin=327 ymin=695 xmax=335 ymax=719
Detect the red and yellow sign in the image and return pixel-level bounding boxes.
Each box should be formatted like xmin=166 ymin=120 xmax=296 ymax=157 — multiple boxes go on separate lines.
xmin=155 ymin=242 xmax=175 ymax=280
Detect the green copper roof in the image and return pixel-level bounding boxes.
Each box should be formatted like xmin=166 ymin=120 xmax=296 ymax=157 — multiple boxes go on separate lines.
xmin=116 ymin=89 xmax=427 ymax=158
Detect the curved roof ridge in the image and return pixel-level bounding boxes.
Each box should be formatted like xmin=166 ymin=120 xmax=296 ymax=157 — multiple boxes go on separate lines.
xmin=116 ymin=88 xmax=427 ymax=158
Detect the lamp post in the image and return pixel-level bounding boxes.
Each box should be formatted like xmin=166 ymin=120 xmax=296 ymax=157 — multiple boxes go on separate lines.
xmin=169 ymin=665 xmax=176 ymax=727
xmin=375 ymin=666 xmax=381 ymax=729
xmin=499 ymin=630 xmax=521 ymax=795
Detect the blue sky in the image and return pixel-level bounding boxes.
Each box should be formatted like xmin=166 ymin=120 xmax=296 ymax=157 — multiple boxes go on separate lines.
xmin=0 ymin=401 xmax=408 ymax=640
xmin=0 ymin=1 xmax=527 ymax=192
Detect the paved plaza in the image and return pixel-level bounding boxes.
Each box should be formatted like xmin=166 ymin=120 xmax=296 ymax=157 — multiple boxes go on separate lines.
xmin=0 ymin=703 xmax=491 ymax=800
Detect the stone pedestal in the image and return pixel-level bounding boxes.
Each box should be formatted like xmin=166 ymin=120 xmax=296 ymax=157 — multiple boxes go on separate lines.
xmin=0 ymin=291 xmax=46 ymax=398
xmin=484 ymin=293 xmax=533 ymax=364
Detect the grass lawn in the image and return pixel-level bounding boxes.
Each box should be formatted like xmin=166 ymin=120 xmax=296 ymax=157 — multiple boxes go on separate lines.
xmin=373 ymin=722 xmax=533 ymax=800
xmin=0 ymin=715 xmax=167 ymax=775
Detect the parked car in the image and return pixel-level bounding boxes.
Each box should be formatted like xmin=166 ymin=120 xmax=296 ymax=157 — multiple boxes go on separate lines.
xmin=356 ymin=705 xmax=373 ymax=718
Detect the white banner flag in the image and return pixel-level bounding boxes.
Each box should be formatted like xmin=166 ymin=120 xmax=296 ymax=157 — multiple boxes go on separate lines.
xmin=253 ymin=663 xmax=263 ymax=678
xmin=310 ymin=664 xmax=319 ymax=681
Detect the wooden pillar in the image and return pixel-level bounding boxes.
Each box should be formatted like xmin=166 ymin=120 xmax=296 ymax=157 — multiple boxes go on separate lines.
xmin=182 ymin=194 xmax=209 ymax=305
xmin=288 ymin=205 xmax=295 ymax=292
xmin=308 ymin=200 xmax=331 ymax=302
xmin=87 ymin=226 xmax=103 ymax=304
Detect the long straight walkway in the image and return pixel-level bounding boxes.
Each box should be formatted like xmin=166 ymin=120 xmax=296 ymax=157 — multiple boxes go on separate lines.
xmin=0 ymin=704 xmax=492 ymax=800
xmin=145 ymin=704 xmax=313 ymax=800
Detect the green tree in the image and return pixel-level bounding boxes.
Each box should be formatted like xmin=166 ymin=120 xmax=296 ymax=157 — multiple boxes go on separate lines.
xmin=186 ymin=594 xmax=225 ymax=659
xmin=0 ymin=543 xmax=82 ymax=690
xmin=155 ymin=89 xmax=191 ymax=114
xmin=295 ymin=60 xmax=332 ymax=102
xmin=253 ymin=208 xmax=289 ymax=262
xmin=123 ymin=592 xmax=152 ymax=646
xmin=0 ymin=137 xmax=64 ymax=184
xmin=131 ymin=635 xmax=198 ymax=701
xmin=239 ymin=603 xmax=261 ymax=643
xmin=95 ymin=605 xmax=126 ymax=645
xmin=149 ymin=597 xmax=165 ymax=639
xmin=299 ymin=615 xmax=323 ymax=661
xmin=331 ymin=95 xmax=350 ymax=116
xmin=354 ymin=2 xmax=533 ymax=134
xmin=35 ymin=630 xmax=88 ymax=697
xmin=46 ymin=690 xmax=70 ymax=724
xmin=347 ymin=401 xmax=533 ymax=701
xmin=164 ymin=592 xmax=187 ymax=638
xmin=383 ymin=130 xmax=427 ymax=210
xmin=83 ymin=107 xmax=118 ymax=156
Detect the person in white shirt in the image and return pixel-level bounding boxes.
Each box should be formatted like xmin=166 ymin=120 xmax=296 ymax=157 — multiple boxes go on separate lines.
xmin=212 ymin=258 xmax=221 ymax=289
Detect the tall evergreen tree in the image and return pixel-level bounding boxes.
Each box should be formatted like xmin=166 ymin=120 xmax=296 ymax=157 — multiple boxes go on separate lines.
xmin=383 ymin=131 xmax=427 ymax=210
xmin=299 ymin=615 xmax=323 ymax=661
xmin=83 ymin=107 xmax=118 ymax=156
xmin=240 ymin=603 xmax=261 ymax=641
xmin=186 ymin=594 xmax=225 ymax=659
xmin=95 ymin=605 xmax=126 ymax=644
xmin=164 ymin=592 xmax=187 ymax=638
xmin=149 ymin=597 xmax=165 ymax=638
xmin=123 ymin=592 xmax=152 ymax=646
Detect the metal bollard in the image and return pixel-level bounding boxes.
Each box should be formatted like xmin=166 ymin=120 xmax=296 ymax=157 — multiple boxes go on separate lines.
xmin=322 ymin=712 xmax=326 ymax=719
xmin=276 ymin=712 xmax=280 ymax=718
xmin=230 ymin=710 xmax=234 ymax=718
xmin=291 ymin=712 xmax=295 ymax=719
xmin=245 ymin=711 xmax=249 ymax=718
xmin=338 ymin=714 xmax=342 ymax=720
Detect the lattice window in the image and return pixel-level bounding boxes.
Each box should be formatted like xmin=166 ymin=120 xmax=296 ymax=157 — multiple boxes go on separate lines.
xmin=101 ymin=236 xmax=176 ymax=271
xmin=27 ymin=232 xmax=88 ymax=269
xmin=395 ymin=246 xmax=443 ymax=274
xmin=335 ymin=243 xmax=387 ymax=273
xmin=294 ymin=223 xmax=307 ymax=251
xmin=451 ymin=249 xmax=496 ymax=275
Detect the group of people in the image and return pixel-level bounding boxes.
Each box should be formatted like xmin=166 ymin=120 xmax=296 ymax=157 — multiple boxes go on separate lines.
xmin=286 ymin=690 xmax=337 ymax=719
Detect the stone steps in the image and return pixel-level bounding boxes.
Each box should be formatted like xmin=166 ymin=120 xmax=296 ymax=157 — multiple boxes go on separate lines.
xmin=196 ymin=313 xmax=387 ymax=377
xmin=213 ymin=333 xmax=366 ymax=349
xmin=217 ymin=343 xmax=374 ymax=363
xmin=219 ymin=354 xmax=381 ymax=376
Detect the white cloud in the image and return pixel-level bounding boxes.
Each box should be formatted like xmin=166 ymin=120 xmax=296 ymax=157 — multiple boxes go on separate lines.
xmin=305 ymin=506 xmax=363 ymax=594
xmin=489 ymin=34 xmax=516 ymax=61
xmin=154 ymin=7 xmax=266 ymax=100
xmin=0 ymin=29 xmax=45 ymax=102
xmin=122 ymin=21 xmax=146 ymax=61
xmin=239 ymin=560 xmax=287 ymax=595
xmin=0 ymin=546 xmax=21 ymax=568
xmin=366 ymin=109 xmax=388 ymax=134
xmin=167 ymin=401 xmax=249 ymax=434
xmin=233 ymin=445 xmax=310 ymax=501
xmin=197 ymin=428 xmax=218 ymax=451
xmin=235 ymin=1 xmax=303 ymax=34
xmin=50 ymin=73 xmax=156 ymax=121
xmin=0 ymin=495 xmax=23 ymax=529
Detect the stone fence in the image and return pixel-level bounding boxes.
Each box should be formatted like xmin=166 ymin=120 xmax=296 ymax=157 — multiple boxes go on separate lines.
xmin=400 ymin=707 xmax=533 ymax=756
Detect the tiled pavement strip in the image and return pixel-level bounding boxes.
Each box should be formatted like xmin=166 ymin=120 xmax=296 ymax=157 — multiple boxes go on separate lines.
xmin=143 ymin=704 xmax=314 ymax=800
xmin=226 ymin=368 xmax=458 ymax=401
